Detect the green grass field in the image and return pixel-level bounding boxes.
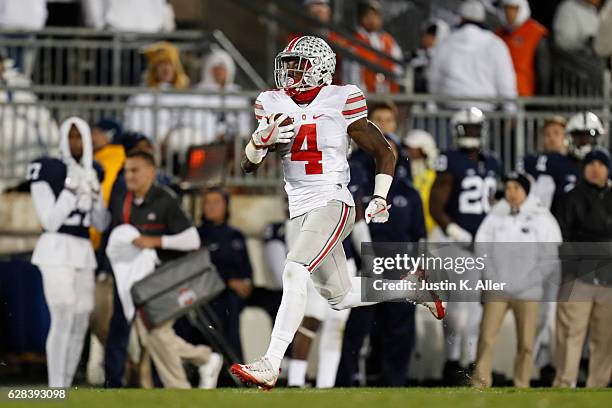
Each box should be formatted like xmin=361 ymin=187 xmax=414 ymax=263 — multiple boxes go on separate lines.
xmin=3 ymin=388 xmax=611 ymax=408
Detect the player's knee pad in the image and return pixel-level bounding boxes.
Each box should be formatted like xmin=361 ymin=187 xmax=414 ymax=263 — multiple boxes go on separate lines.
xmin=282 ymin=261 xmax=310 ymax=295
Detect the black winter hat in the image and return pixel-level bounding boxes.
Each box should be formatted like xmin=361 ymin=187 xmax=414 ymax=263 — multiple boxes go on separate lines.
xmin=503 ymin=171 xmax=531 ymax=195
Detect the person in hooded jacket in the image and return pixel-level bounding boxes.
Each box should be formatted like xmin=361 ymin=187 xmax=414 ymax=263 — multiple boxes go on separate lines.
xmin=496 ymin=0 xmax=551 ymax=96
xmin=403 ymin=129 xmax=438 ymax=235
xmin=471 ymin=172 xmax=562 ymax=388
xmin=26 ymin=117 xmax=110 ymax=388
xmin=428 ymin=0 xmax=517 ymax=112
xmin=192 ymin=48 xmax=251 ymax=143
xmin=124 ymin=42 xmax=190 ymax=143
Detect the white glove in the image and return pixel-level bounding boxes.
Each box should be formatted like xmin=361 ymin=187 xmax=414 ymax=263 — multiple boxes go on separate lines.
xmin=446 ymin=222 xmax=473 ymax=243
xmin=365 ymin=197 xmax=391 ymax=224
xmin=64 ymin=164 xmax=82 ymax=193
xmin=251 ymin=114 xmax=295 ymax=148
xmin=76 ymin=192 xmax=93 ymax=212
xmin=84 ymin=168 xmax=100 ymax=196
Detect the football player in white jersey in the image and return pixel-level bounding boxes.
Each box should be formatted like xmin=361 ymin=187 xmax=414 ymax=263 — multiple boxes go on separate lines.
xmin=231 ymin=36 xmax=445 ymax=390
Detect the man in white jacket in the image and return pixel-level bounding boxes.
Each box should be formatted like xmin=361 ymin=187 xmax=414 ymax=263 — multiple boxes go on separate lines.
xmin=427 ymin=0 xmax=517 ymax=112
xmin=471 ymin=172 xmax=562 ymax=388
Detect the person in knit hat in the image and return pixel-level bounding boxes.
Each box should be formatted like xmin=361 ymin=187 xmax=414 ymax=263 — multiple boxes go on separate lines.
xmin=142 ymin=41 xmax=190 ymax=90
xmin=472 ymin=170 xmax=562 ymax=388
xmin=125 ymin=42 xmax=190 ymax=141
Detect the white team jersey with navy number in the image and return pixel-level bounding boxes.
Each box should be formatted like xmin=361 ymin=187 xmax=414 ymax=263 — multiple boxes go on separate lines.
xmin=254 ymin=85 xmax=367 ymax=218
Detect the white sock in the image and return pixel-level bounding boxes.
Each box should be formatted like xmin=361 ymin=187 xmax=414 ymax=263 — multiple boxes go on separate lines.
xmin=288 ymin=359 xmax=308 ymax=387
xmin=317 ymin=350 xmax=342 ymax=388
xmin=316 ymin=309 xmax=349 ymax=388
xmin=46 ymin=304 xmax=75 ymax=388
xmin=265 ymin=261 xmax=310 ymax=372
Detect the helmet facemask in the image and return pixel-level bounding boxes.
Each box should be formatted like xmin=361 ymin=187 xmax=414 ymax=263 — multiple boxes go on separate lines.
xmin=274 ymin=36 xmax=336 ymax=96
xmin=569 ymin=129 xmax=601 ymax=160
xmin=275 ymin=54 xmax=318 ymax=94
xmin=456 ymin=123 xmax=485 ymax=149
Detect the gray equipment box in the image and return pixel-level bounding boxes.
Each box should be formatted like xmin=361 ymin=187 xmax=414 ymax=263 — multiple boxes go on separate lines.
xmin=131 ymin=249 xmax=226 ymax=329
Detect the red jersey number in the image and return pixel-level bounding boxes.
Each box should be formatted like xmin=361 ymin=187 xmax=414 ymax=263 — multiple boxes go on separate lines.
xmin=290 ymin=124 xmax=322 ymax=174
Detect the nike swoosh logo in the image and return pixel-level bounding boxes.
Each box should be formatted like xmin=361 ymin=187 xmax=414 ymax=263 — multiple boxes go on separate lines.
xmin=260 ymin=124 xmax=276 ymax=144
xmin=313 ymin=114 xmax=324 ymax=119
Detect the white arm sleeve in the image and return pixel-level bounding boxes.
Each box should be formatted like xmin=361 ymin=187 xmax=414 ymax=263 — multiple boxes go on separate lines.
xmin=161 ymin=226 xmax=201 ymax=251
xmin=91 ymin=191 xmax=111 ymax=232
xmin=30 ymin=181 xmax=77 ymax=233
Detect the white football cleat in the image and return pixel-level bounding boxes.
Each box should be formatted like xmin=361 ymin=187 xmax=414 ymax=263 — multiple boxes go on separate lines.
xmin=231 ymin=357 xmax=279 ymax=390
xmin=198 ymin=352 xmax=223 ymax=389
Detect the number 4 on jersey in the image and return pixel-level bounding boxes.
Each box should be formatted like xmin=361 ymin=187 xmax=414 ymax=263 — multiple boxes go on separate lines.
xmin=291 ymin=124 xmax=322 ymax=175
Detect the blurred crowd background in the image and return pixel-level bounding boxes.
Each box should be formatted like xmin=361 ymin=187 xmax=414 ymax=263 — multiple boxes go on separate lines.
xmin=0 ymin=0 xmax=611 ymax=390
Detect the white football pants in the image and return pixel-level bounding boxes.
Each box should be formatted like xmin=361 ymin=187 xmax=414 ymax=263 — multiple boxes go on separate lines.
xmin=39 ymin=265 xmax=94 ymax=388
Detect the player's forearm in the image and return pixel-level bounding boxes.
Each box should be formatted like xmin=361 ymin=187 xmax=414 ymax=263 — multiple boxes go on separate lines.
xmin=429 ymin=187 xmax=452 ymax=229
xmin=368 ymin=122 xmax=396 ymax=177
xmin=241 ymin=155 xmax=263 ymax=173
xmin=242 ymin=140 xmax=267 ymax=173
xmin=429 ymin=174 xmax=453 ymax=231
xmin=373 ymin=146 xmax=396 ymax=177
xmin=429 ymin=204 xmax=452 ymax=231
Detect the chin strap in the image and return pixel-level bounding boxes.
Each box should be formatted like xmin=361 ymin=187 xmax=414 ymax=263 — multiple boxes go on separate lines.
xmin=289 ymin=85 xmax=324 ymax=104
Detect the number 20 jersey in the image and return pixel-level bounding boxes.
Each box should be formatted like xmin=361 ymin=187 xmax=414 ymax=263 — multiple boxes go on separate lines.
xmin=254 ymin=84 xmax=368 ymax=218
xmin=435 ymin=149 xmax=501 ymax=236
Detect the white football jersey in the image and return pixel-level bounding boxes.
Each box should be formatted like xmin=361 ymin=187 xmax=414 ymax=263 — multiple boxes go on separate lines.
xmin=254 ymin=85 xmax=368 ymax=218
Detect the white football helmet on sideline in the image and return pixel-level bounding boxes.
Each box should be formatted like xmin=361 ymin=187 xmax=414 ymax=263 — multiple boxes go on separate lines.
xmin=566 ymin=111 xmax=605 ymax=160
xmin=274 ymin=36 xmax=336 ymax=95
xmin=451 ymin=107 xmax=487 ymax=150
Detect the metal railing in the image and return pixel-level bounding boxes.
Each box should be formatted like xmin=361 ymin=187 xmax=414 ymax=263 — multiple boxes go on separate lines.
xmin=0 ymin=28 xmax=266 ymax=90
xmin=0 ymin=28 xmax=209 ymax=87
xmin=1 ymin=86 xmax=611 ymax=188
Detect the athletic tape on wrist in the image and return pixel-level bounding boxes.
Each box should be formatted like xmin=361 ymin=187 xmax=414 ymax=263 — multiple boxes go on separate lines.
xmin=373 ymin=173 xmax=393 ymax=200
xmin=245 ymin=140 xmax=267 ymax=164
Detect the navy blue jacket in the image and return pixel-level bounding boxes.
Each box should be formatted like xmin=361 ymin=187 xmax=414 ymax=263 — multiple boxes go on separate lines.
xmin=197 ymin=220 xmax=253 ymax=282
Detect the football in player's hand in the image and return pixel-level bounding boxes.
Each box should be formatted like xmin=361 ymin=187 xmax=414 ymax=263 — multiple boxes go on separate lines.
xmin=271 ymin=113 xmax=294 ymax=127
